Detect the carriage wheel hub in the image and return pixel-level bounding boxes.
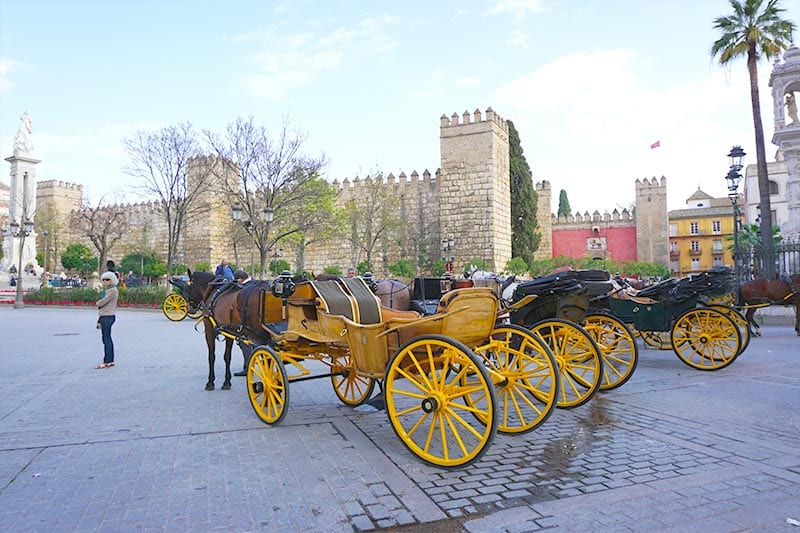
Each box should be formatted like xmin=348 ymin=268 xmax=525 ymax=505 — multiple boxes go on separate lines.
xmin=421 ymin=396 xmax=441 ymax=413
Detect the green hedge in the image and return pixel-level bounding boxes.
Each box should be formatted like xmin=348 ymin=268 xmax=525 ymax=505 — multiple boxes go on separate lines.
xmin=24 ymin=286 xmax=168 ymax=306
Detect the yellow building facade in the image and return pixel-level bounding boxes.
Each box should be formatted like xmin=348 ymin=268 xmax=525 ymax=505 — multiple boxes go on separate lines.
xmin=668 ymin=189 xmax=739 ymax=277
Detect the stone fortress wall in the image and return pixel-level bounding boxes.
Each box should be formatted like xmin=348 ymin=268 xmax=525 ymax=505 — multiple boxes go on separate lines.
xmin=33 ymin=107 xmax=668 ymax=276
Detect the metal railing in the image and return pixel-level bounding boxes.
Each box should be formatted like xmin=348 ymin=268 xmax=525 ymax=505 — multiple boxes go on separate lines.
xmin=734 ymin=240 xmax=800 ymax=282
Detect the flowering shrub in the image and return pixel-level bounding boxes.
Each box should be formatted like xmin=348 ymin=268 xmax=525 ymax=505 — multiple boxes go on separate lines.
xmin=23 ymin=286 xmax=168 ymax=307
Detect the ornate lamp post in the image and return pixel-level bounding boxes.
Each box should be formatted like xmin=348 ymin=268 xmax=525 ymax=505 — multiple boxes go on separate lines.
xmin=3 ymin=218 xmax=35 ymax=309
xmin=232 ymin=203 xmax=274 ymax=279
xmin=442 ymin=236 xmax=455 ymax=277
xmin=726 ymin=145 xmax=746 ymax=280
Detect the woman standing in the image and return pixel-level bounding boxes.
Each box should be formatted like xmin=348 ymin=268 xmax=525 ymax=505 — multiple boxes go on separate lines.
xmin=95 ymin=271 xmax=119 ymax=369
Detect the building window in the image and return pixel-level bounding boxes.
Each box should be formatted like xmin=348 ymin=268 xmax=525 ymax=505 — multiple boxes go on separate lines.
xmin=690 ymin=240 xmax=700 ymax=252
xmin=670 ymin=260 xmax=679 ymax=273
xmin=691 ymin=258 xmax=700 ymax=270
xmin=769 ymin=180 xmax=779 ymax=195
xmin=670 ymin=241 xmax=678 ymax=253
xmin=690 ymin=222 xmax=699 ymax=235
xmin=712 ymin=239 xmax=723 ymax=253
xmin=669 ymin=224 xmax=677 ymax=237
xmin=712 ymin=256 xmax=723 ymax=267
xmin=712 ymin=220 xmax=721 ymax=234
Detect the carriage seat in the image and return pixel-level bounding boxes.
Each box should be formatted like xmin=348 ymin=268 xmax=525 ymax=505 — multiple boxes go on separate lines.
xmin=311 ymin=278 xmax=383 ymax=325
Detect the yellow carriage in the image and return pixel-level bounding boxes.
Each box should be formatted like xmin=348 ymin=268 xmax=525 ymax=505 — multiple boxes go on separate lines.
xmin=244 ymin=277 xmax=559 ymax=468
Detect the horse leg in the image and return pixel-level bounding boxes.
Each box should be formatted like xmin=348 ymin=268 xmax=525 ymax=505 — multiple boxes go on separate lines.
xmin=794 ymin=301 xmax=799 ymax=337
xmin=744 ymin=307 xmax=760 ymax=337
xmin=204 ymin=321 xmax=216 ymax=390
xmin=221 ymin=338 xmax=233 ymax=390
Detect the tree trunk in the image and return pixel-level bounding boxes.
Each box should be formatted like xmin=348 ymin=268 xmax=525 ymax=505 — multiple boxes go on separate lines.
xmin=747 ymin=46 xmax=775 ymax=279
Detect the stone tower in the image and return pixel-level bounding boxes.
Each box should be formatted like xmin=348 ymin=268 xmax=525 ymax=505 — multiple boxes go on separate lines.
xmin=534 ymin=180 xmax=552 ymax=260
xmin=635 ymin=176 xmax=669 ymax=266
xmin=35 ymin=180 xmax=83 ymax=271
xmin=439 ymin=108 xmax=511 ymax=272
xmin=185 ymin=155 xmax=239 ymax=267
xmin=769 ymin=45 xmax=800 ymax=241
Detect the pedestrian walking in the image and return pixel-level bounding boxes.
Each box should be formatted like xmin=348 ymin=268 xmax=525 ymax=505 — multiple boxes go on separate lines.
xmin=95 ymin=271 xmax=119 ymax=369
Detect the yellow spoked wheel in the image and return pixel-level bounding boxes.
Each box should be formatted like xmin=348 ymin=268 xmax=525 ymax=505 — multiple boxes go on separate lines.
xmin=247 ymin=346 xmax=289 ymax=424
xmin=330 ymin=354 xmax=376 ymax=406
xmin=385 ymin=334 xmax=497 ymax=469
xmin=583 ymin=313 xmax=638 ymax=391
xmin=162 ymin=293 xmax=188 ymax=321
xmin=471 ymin=325 xmax=559 ymax=434
xmin=670 ymin=308 xmax=741 ymax=371
xmin=640 ymin=330 xmax=671 ymax=350
xmin=704 ymin=304 xmax=750 ymax=355
xmin=528 ymin=319 xmax=603 ymax=409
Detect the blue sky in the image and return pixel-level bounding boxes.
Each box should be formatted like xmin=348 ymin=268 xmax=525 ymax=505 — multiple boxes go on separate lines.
xmin=1 ymin=0 xmax=798 ymax=213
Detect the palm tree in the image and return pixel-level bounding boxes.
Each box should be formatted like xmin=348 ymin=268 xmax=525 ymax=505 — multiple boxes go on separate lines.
xmin=711 ymin=0 xmax=795 ymax=279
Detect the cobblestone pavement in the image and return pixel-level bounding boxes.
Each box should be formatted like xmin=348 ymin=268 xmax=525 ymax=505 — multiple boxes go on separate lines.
xmin=0 ymin=306 xmax=798 ymax=531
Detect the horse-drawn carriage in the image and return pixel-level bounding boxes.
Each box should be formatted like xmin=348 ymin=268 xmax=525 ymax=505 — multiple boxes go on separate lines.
xmin=196 ymin=272 xmax=560 ymax=468
xmin=162 ymin=276 xmax=204 ymax=321
xmin=393 ymin=271 xmax=638 ymax=409
xmin=602 ymin=267 xmax=748 ymax=370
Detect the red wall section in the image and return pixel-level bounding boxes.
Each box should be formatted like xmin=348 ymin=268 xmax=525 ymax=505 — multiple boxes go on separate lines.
xmin=551 ymin=227 xmax=638 ymax=261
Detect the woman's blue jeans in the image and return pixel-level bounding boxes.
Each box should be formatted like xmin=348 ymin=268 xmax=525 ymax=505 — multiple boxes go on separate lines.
xmin=99 ymin=315 xmax=116 ymax=364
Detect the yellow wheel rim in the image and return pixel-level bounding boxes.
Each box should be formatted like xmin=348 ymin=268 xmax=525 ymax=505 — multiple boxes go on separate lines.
xmin=529 ymin=320 xmax=602 ymax=409
xmin=247 ymin=347 xmax=289 ymax=424
xmin=472 ymin=325 xmax=558 ymax=434
xmin=583 ymin=314 xmax=638 ymax=391
xmin=331 ymin=354 xmax=376 ymax=406
xmin=162 ymin=293 xmax=188 ymax=321
xmin=385 ymin=335 xmax=497 ymax=468
xmin=671 ymin=309 xmax=741 ymax=371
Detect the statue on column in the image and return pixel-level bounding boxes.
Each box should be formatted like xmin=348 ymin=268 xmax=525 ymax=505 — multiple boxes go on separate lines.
xmin=13 ymin=111 xmax=34 ymax=156
xmin=787 ymin=92 xmax=798 ymax=126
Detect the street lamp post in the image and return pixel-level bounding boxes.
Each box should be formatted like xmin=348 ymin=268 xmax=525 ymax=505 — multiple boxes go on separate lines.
xmin=232 ymin=203 xmax=274 ymax=279
xmin=42 ymin=229 xmax=49 ymax=273
xmin=3 ymin=219 xmax=35 ymax=309
xmin=442 ymin=236 xmax=455 ymax=277
xmin=726 ymin=145 xmax=746 ymax=280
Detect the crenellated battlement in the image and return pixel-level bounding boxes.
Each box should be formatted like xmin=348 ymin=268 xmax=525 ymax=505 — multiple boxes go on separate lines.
xmin=37 ymin=179 xmax=83 ymax=192
xmin=553 ymin=208 xmax=634 ymax=227
xmin=635 ymin=176 xmax=667 ymax=190
xmin=535 ymin=180 xmax=551 ymax=192
xmin=440 ymin=107 xmax=508 ymax=134
xmin=334 ymin=169 xmax=439 ymax=192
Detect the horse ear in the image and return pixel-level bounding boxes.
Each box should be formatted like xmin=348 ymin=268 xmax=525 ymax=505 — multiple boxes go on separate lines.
xmin=187 ymin=268 xmax=193 ymax=278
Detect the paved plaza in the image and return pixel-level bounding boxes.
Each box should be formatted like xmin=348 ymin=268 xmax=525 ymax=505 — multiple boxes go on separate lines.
xmin=0 ymin=306 xmax=798 ymax=532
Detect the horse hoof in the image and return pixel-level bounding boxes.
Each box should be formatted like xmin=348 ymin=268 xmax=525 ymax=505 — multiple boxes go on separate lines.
xmin=205 ymin=383 xmax=215 ymax=391
xmin=222 ymin=382 xmax=231 ymax=390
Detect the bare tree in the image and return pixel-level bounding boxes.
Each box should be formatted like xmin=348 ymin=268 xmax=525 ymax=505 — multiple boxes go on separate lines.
xmin=204 ymin=117 xmax=334 ymax=275
xmin=341 ymin=174 xmax=403 ymax=272
xmin=69 ymin=197 xmax=129 ymax=272
xmin=123 ymin=123 xmax=209 ymax=272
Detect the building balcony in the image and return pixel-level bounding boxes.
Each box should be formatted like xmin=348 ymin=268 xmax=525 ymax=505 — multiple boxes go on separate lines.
xmin=711 ymin=248 xmax=724 ymax=255
xmin=688 ymin=249 xmax=702 ymax=256
xmin=670 ymin=250 xmax=680 ymax=257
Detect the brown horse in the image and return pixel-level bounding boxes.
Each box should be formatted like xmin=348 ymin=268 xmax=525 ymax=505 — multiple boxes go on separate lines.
xmin=374 ymin=279 xmax=412 ymax=311
xmin=740 ymin=274 xmax=800 ymax=336
xmin=195 ymin=273 xmax=273 ymax=390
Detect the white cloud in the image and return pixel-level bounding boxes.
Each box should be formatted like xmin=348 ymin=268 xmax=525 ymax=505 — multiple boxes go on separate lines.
xmin=237 ymin=15 xmax=399 ymax=99
xmin=0 ymin=57 xmax=19 ymax=92
xmin=494 ymin=49 xmax=761 ymax=212
xmin=485 ymin=0 xmax=546 ymax=23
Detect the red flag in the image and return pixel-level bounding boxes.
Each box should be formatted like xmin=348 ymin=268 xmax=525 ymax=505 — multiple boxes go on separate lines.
xmin=650 ymin=140 xmax=661 ymax=149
